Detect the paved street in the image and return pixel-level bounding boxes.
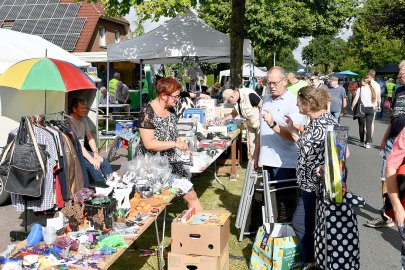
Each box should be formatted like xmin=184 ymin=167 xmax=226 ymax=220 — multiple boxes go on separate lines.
xmin=0 ymin=113 xmax=402 ymax=269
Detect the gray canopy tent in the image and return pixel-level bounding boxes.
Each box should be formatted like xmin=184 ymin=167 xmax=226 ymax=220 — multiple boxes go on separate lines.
xmin=106 ymin=9 xmax=254 ymax=119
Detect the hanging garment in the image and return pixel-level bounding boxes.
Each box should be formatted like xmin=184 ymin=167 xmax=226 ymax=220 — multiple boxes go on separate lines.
xmin=60 ymin=133 xmax=84 ymax=196
xmin=314 ymin=191 xmax=365 ymax=270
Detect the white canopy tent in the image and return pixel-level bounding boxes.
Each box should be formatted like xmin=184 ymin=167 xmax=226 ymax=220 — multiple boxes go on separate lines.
xmin=107 ymin=9 xmax=253 ymax=64
xmin=0 ymin=29 xmax=89 ymax=74
xmin=219 ymin=63 xmax=267 ymax=78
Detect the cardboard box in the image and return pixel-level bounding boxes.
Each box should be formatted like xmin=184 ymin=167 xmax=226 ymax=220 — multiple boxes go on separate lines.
xmin=215 ymin=107 xmax=233 ymax=118
xmin=171 ymin=210 xmax=231 ymax=256
xmin=168 ymin=245 xmax=229 ymax=270
xmin=184 ymin=108 xmax=206 ymax=124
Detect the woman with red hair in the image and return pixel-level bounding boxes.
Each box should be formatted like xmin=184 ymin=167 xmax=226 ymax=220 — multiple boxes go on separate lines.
xmin=138 ymin=77 xmax=203 ymax=210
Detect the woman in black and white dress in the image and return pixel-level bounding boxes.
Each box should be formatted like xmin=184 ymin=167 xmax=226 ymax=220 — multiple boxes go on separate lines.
xmin=287 ymin=85 xmax=337 ymax=269
xmin=138 ymin=77 xmax=203 ymax=210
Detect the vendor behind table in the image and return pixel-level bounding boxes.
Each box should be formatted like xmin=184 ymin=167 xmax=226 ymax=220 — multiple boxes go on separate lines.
xmin=218 ymin=87 xmax=262 ymax=158
xmin=137 ymin=77 xmax=203 ymax=211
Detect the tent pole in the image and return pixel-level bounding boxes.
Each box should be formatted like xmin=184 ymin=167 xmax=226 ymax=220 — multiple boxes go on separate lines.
xmin=106 ymin=60 xmax=110 ymax=132
xmin=139 ymin=60 xmax=143 ymax=112
xmin=250 ymin=57 xmax=255 ymax=90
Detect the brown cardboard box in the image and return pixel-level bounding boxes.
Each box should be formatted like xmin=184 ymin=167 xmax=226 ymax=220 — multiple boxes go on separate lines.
xmin=171 ymin=210 xmax=231 ymax=256
xmin=168 ymin=245 xmax=229 ymax=270
xmin=215 ymin=107 xmax=234 ymax=118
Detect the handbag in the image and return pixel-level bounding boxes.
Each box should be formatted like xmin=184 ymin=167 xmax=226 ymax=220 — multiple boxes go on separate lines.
xmin=384 ymin=99 xmax=391 ymax=110
xmin=352 ymin=87 xmax=365 ymax=119
xmin=1 ymin=117 xmax=47 ymax=197
xmin=250 ymin=223 xmax=303 ymax=270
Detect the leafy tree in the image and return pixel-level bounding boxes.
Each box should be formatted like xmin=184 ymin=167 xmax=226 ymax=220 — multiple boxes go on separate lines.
xmin=348 ymin=17 xmax=405 ymax=70
xmin=302 ymin=35 xmax=348 ymax=74
xmin=131 ymin=14 xmax=145 ymax=38
xmin=89 ymin=0 xmax=358 ymax=85
xmin=198 ymin=0 xmax=358 ymax=70
xmin=362 ymin=0 xmax=405 ymax=46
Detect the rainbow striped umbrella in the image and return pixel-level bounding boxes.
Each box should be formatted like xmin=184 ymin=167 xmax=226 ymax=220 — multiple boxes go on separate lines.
xmin=0 ymin=57 xmax=96 ymax=92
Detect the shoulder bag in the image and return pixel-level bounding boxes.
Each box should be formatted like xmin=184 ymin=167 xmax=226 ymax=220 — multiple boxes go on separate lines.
xmin=1 ymin=117 xmax=47 ymax=197
xmin=352 ymin=87 xmax=365 ymax=120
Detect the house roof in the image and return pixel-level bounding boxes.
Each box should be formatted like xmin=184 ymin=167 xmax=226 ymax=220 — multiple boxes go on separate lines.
xmin=0 ymin=0 xmax=128 ymax=52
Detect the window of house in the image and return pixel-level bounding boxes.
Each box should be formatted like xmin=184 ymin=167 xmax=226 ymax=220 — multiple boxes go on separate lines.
xmin=99 ymin=26 xmax=106 ymax=46
xmin=114 ymin=30 xmax=120 ymax=43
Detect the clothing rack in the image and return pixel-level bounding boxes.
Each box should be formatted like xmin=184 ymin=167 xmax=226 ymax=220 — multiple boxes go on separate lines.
xmin=9 ymin=112 xmax=65 ymax=241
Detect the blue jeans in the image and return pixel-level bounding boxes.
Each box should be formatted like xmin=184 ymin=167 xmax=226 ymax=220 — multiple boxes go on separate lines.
xmin=292 ymin=190 xmax=317 ymax=264
xmin=84 ymin=151 xmax=113 ymax=183
xmin=263 ymin=166 xmax=298 ymax=223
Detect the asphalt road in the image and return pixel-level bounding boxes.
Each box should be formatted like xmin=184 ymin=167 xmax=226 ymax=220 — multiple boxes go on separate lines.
xmin=0 ymin=113 xmax=401 ymax=269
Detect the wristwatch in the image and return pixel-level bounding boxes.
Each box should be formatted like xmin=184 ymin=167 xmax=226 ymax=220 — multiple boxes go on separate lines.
xmin=270 ymin=121 xmax=277 ymax=129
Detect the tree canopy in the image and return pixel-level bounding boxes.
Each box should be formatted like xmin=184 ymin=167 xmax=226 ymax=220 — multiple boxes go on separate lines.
xmin=90 ymin=0 xmax=359 ymax=79
xmin=302 ymin=35 xmax=347 ymax=74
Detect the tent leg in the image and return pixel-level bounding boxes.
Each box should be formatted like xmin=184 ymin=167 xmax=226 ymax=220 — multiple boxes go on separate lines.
xmin=138 ymin=61 xmax=143 ymax=112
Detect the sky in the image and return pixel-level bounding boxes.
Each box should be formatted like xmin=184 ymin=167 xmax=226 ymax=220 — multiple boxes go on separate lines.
xmin=124 ymin=9 xmax=353 ymax=66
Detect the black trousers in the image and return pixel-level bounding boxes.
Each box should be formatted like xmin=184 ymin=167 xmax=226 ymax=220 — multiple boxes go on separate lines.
xmin=358 ymin=107 xmax=374 ymax=144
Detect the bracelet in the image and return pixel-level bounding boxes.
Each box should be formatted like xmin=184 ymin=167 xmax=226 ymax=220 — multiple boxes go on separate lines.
xmin=270 ymin=121 xmax=277 ymax=129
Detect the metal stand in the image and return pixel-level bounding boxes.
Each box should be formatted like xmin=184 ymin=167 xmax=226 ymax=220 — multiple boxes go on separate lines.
xmin=262 ymin=170 xmax=298 ymax=224
xmin=154 ymin=207 xmax=167 ymax=270
xmin=212 ymin=160 xmax=227 ymax=190
xmin=10 ymin=198 xmax=29 ymax=242
xmin=235 ymin=161 xmax=260 ymax=241
xmin=235 ymin=166 xmax=299 ymax=241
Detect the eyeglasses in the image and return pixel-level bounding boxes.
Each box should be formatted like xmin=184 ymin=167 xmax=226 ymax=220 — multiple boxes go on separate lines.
xmin=310 ymin=78 xmax=316 ymax=81
xmin=266 ymin=78 xmax=285 ymax=87
xmin=169 ymin=94 xmax=180 ymax=100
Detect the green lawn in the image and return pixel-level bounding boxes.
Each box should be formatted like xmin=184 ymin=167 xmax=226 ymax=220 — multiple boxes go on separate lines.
xmin=110 ymin=163 xmax=253 ymax=270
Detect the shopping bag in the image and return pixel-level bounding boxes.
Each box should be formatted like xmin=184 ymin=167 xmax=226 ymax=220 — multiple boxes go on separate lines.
xmin=324 ymin=125 xmax=348 ymax=203
xmin=250 ymin=223 xmax=303 ymax=270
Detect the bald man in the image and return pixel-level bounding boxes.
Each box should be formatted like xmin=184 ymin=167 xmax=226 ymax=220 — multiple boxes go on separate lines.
xmin=287 ymin=72 xmax=308 ymax=96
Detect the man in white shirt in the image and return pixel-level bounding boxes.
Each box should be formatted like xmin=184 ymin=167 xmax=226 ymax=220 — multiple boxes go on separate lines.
xmin=253 ymin=66 xmax=305 ymax=223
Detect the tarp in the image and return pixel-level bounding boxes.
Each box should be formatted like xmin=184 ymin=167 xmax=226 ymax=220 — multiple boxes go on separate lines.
xmin=107 ymin=9 xmax=253 ymax=64
xmin=219 ymin=63 xmax=267 ymax=78
xmin=337 ymin=70 xmax=358 ymax=76
xmin=0 ymin=29 xmax=89 ymax=74
xmin=376 ymin=63 xmax=400 ymax=75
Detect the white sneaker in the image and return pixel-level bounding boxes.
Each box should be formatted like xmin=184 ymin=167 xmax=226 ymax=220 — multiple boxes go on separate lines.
xmin=365 ymin=143 xmax=371 ymax=149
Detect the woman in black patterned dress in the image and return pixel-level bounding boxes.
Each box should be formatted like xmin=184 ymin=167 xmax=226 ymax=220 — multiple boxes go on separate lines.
xmin=138 ymin=77 xmax=203 ymax=210
xmin=287 ymin=85 xmax=337 ymax=270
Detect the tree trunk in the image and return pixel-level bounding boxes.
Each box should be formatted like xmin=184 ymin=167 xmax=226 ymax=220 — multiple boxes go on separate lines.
xmin=229 ymin=0 xmax=246 ymax=89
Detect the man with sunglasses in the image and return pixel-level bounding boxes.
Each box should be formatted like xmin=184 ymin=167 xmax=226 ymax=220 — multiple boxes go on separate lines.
xmin=309 ymin=75 xmax=323 ymax=89
xmin=253 ymin=66 xmax=306 ymax=223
